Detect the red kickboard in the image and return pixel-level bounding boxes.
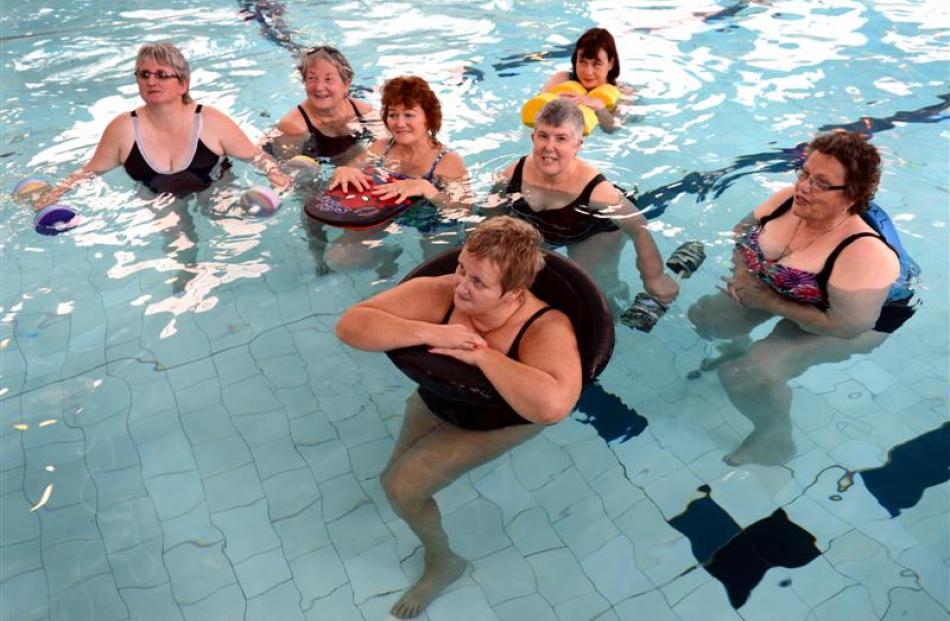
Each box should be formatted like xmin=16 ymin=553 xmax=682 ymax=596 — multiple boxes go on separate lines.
xmin=305 ymin=170 xmax=413 ymax=229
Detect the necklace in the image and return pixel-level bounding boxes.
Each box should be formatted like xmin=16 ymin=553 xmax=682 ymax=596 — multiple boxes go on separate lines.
xmin=775 ymin=216 xmax=849 ymax=262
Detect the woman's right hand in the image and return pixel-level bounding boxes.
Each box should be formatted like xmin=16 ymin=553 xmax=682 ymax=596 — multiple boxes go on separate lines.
xmin=424 ymin=323 xmax=487 ymax=350
xmin=328 ymin=166 xmax=372 ymax=192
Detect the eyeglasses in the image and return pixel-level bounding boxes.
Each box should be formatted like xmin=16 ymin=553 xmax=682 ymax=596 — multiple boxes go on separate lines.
xmin=796 ymin=168 xmax=846 ymax=193
xmin=134 ymin=70 xmax=179 ymax=81
xmin=305 ymin=45 xmax=342 ymax=56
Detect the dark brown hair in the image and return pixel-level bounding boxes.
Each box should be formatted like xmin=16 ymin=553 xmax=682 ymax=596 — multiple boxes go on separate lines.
xmin=809 ymin=131 xmax=881 ymax=213
xmin=381 ymin=76 xmax=442 ymax=142
xmin=571 ymin=28 xmax=620 ymax=85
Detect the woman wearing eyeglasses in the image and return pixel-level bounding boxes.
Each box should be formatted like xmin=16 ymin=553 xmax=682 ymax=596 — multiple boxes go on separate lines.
xmin=688 ymin=130 xmax=917 ymax=467
xmin=273 ymin=45 xmax=377 ymax=162
xmin=35 ymin=42 xmax=288 ymax=207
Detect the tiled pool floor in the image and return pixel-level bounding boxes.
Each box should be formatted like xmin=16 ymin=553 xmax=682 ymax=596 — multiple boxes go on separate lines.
xmin=1 ymin=247 xmax=947 ymax=621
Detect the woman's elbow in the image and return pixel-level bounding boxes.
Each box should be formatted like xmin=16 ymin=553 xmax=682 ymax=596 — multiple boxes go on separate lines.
xmin=335 ymin=310 xmax=360 ymax=344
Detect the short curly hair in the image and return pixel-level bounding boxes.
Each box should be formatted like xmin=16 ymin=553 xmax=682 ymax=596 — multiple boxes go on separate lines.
xmin=464 ymin=217 xmax=545 ymax=293
xmin=808 ymin=131 xmax=881 ymax=214
xmin=381 ymin=76 xmax=442 ymax=141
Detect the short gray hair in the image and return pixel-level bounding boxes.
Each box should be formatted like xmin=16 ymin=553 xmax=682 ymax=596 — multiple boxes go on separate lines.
xmin=136 ymin=42 xmax=192 ymax=103
xmin=297 ymin=45 xmax=354 ymax=84
xmin=536 ymin=99 xmax=584 ymax=140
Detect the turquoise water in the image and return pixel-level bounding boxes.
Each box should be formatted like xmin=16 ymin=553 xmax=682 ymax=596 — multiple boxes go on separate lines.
xmin=1 ymin=1 xmax=948 ymax=620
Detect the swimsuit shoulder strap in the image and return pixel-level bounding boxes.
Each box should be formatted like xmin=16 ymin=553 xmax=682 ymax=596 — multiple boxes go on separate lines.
xmin=759 ymin=197 xmax=794 ymax=227
xmin=576 ymin=173 xmax=608 ymax=207
xmin=815 ymin=231 xmax=890 ymax=298
xmin=297 ymin=105 xmax=319 ymax=134
xmin=440 ymin=302 xmax=455 ymax=324
xmin=424 ymin=146 xmax=448 ymax=181
xmin=508 ymin=306 xmax=555 ymax=358
xmin=348 ymin=98 xmax=366 ymax=122
xmin=508 ymin=156 xmax=528 ymax=194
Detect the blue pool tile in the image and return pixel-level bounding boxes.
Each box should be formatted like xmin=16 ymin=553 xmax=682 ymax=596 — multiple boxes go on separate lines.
xmin=326 ymin=502 xmax=391 ymax=559
xmin=165 ymin=357 xmax=218 ymax=393
xmin=343 ymin=539 xmax=410 ymax=605
xmin=553 ymin=590 xmax=611 ymax=621
xmin=193 ymin=434 xmax=253 ymax=479
xmin=304 ymin=584 xmax=363 ymax=620
xmin=273 ymin=498 xmax=329 ymax=562
xmin=96 ymin=496 xmax=162 ymax=553
xmin=233 ymin=546 xmax=293 ymax=598
xmin=532 ymin=467 xmax=596 ymax=519
xmin=204 ymin=463 xmax=264 ymax=513
xmin=164 ymin=541 xmax=237 ymax=606
xmin=161 ymin=501 xmax=222 ymax=551
xmin=246 ymin=579 xmax=305 ymax=621
xmin=509 ymin=436 xmax=573 ymax=490
xmin=810 ymin=585 xmax=877 ymax=621
xmin=178 ymin=583 xmax=245 ymax=621
xmin=108 ymin=535 xmax=168 ymax=589
xmin=120 ymin=582 xmax=185 ymax=621
xmin=672 ymin=578 xmax=743 ymax=621
xmin=581 ymin=535 xmax=652 ymax=605
xmin=614 ymin=499 xmax=695 ymax=587
xmin=495 ymin=593 xmax=558 ymax=621
xmin=553 ymin=498 xmax=621 ymax=559
xmin=290 ymin=544 xmax=349 ymax=607
xmin=136 ymin=431 xmax=197 ymax=479
xmin=737 ymin=567 xmax=812 ymax=621
xmin=444 ymin=498 xmax=511 ymax=560
xmin=42 ymin=538 xmax=110 ymax=596
xmin=506 ymin=506 xmax=563 ymax=556
xmin=222 ymin=375 xmax=281 ymax=417
xmin=471 ymin=460 xmax=537 ymax=526
xmin=251 ymin=436 xmax=308 ymax=479
xmin=428 ymin=585 xmax=500 ymax=621
xmin=882 ymin=586 xmax=950 ymax=621
xmin=210 ymin=498 xmax=280 ymax=564
xmin=50 ymin=571 xmax=127 ymax=621
xmin=259 ymin=353 xmax=311 ymax=389
xmin=589 ymin=466 xmax=648 ymax=520
xmin=472 ymin=545 xmax=537 ymax=605
xmin=299 ymin=439 xmax=351 ymax=482
xmin=614 ymin=590 xmax=681 ymax=621
xmin=262 ymin=467 xmax=320 ymax=521
xmin=180 ymin=404 xmax=234 ymax=445
xmin=526 ymin=547 xmax=595 ymax=606
xmin=90 ymin=465 xmax=148 ymax=510
xmin=332 ymin=412 xmax=390 ymax=448
xmin=176 ymin=380 xmax=225 ymax=417
xmin=348 ymin=436 xmax=394 ymax=480
xmin=145 ymin=469 xmax=205 ymax=521
xmin=0 ymin=538 xmax=42 ymax=583
xmin=322 ymin=473 xmax=370 ymax=523
xmin=785 ymin=556 xmax=856 ymax=610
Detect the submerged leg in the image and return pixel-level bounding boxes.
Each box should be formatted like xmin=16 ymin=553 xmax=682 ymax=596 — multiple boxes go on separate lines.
xmin=718 ymin=319 xmax=887 ymax=466
xmin=382 ymin=397 xmax=542 ymax=618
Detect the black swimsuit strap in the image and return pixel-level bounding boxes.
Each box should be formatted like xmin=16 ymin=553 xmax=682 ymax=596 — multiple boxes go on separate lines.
xmin=297 ymin=105 xmax=319 ymax=135
xmin=575 ymin=173 xmax=607 ymax=209
xmin=508 ymin=307 xmax=554 ymax=358
xmin=759 ymin=197 xmax=794 ymax=227
xmin=508 ymin=156 xmax=528 ymax=194
xmin=815 ymin=231 xmax=891 ymax=299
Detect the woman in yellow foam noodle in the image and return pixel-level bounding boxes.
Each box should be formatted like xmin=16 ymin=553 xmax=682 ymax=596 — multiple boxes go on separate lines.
xmin=523 ymin=28 xmax=625 ymax=134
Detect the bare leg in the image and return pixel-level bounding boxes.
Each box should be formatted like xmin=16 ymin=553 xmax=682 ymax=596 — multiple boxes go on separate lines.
xmin=718 ymin=319 xmax=887 ymax=466
xmin=567 ymin=230 xmax=628 ymax=313
xmin=383 ymin=395 xmax=542 ymax=619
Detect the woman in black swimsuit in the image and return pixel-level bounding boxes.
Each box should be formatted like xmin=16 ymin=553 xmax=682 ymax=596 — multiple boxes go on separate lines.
xmin=273 ymin=45 xmax=378 ymax=162
xmin=36 ymin=42 xmax=288 ymax=206
xmin=497 ymin=98 xmax=678 ymax=307
xmin=337 ymin=216 xmax=582 ymax=620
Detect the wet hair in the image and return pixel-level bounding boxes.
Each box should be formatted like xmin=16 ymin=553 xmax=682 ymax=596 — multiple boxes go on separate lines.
xmin=809 ymin=131 xmax=882 ymax=213
xmin=571 ymin=28 xmax=620 ymax=85
xmin=381 ymin=76 xmax=442 ymax=142
xmin=464 ymin=216 xmax=545 ymax=293
xmin=135 ymin=42 xmax=192 ymax=103
xmin=297 ymin=45 xmax=354 ymax=84
xmin=536 ymin=99 xmax=584 ymax=141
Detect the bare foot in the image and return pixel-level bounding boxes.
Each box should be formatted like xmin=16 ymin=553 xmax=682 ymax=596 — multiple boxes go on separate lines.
xmin=724 ymin=429 xmax=796 ymax=467
xmin=699 ymin=338 xmax=751 ymax=372
xmin=390 ymin=551 xmax=467 ymax=619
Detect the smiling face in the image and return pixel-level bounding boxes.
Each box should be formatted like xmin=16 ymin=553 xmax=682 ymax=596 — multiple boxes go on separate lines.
xmin=531 ymin=122 xmax=582 ymax=177
xmin=452 ymin=248 xmax=519 ymax=315
xmin=575 ymin=48 xmax=614 ymax=90
xmin=135 ymin=58 xmax=188 ymax=105
xmin=385 ymin=103 xmax=429 ymax=146
xmin=792 ymin=151 xmax=855 ymax=221
xmin=302 ymin=57 xmax=349 ymax=112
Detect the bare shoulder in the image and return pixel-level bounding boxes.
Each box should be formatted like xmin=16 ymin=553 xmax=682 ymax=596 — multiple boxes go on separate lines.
xmin=831 ymin=234 xmax=900 ymax=291
xmin=352 ymin=99 xmax=374 ymax=115
xmin=435 ymin=150 xmax=467 ymax=179
xmin=752 ymin=185 xmax=795 ymax=219
xmin=276 ymin=105 xmax=307 ymax=135
xmin=102 ymin=111 xmax=134 ymax=141
xmin=542 ymin=71 xmax=571 ymax=92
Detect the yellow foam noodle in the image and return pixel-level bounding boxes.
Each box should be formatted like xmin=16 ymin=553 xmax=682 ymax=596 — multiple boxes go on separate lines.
xmin=587 ymin=84 xmax=621 ymax=110
xmin=552 ymin=80 xmax=588 ymax=96
xmin=521 ymin=91 xmax=557 ymax=127
xmin=579 ymin=105 xmax=598 ymax=136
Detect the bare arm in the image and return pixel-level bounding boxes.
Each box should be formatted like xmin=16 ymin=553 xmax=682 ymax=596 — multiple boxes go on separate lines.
xmin=336 ymin=276 xmax=487 ymax=351
xmin=592 ymin=182 xmax=678 ymax=302
xmin=34 ymin=114 xmax=128 ymax=209
xmin=201 ymin=106 xmax=290 ymax=189
xmin=541 ymin=71 xmax=571 ymax=93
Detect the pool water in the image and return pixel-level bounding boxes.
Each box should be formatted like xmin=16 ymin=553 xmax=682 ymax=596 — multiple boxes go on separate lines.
xmin=1 ymin=1 xmax=947 ymax=620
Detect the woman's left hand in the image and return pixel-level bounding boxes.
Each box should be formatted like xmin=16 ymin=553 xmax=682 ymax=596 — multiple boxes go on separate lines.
xmin=373 ymin=178 xmax=435 ymax=203
xmin=267 ymin=169 xmax=293 ymax=191
xmin=428 ymin=343 xmax=488 ymax=367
